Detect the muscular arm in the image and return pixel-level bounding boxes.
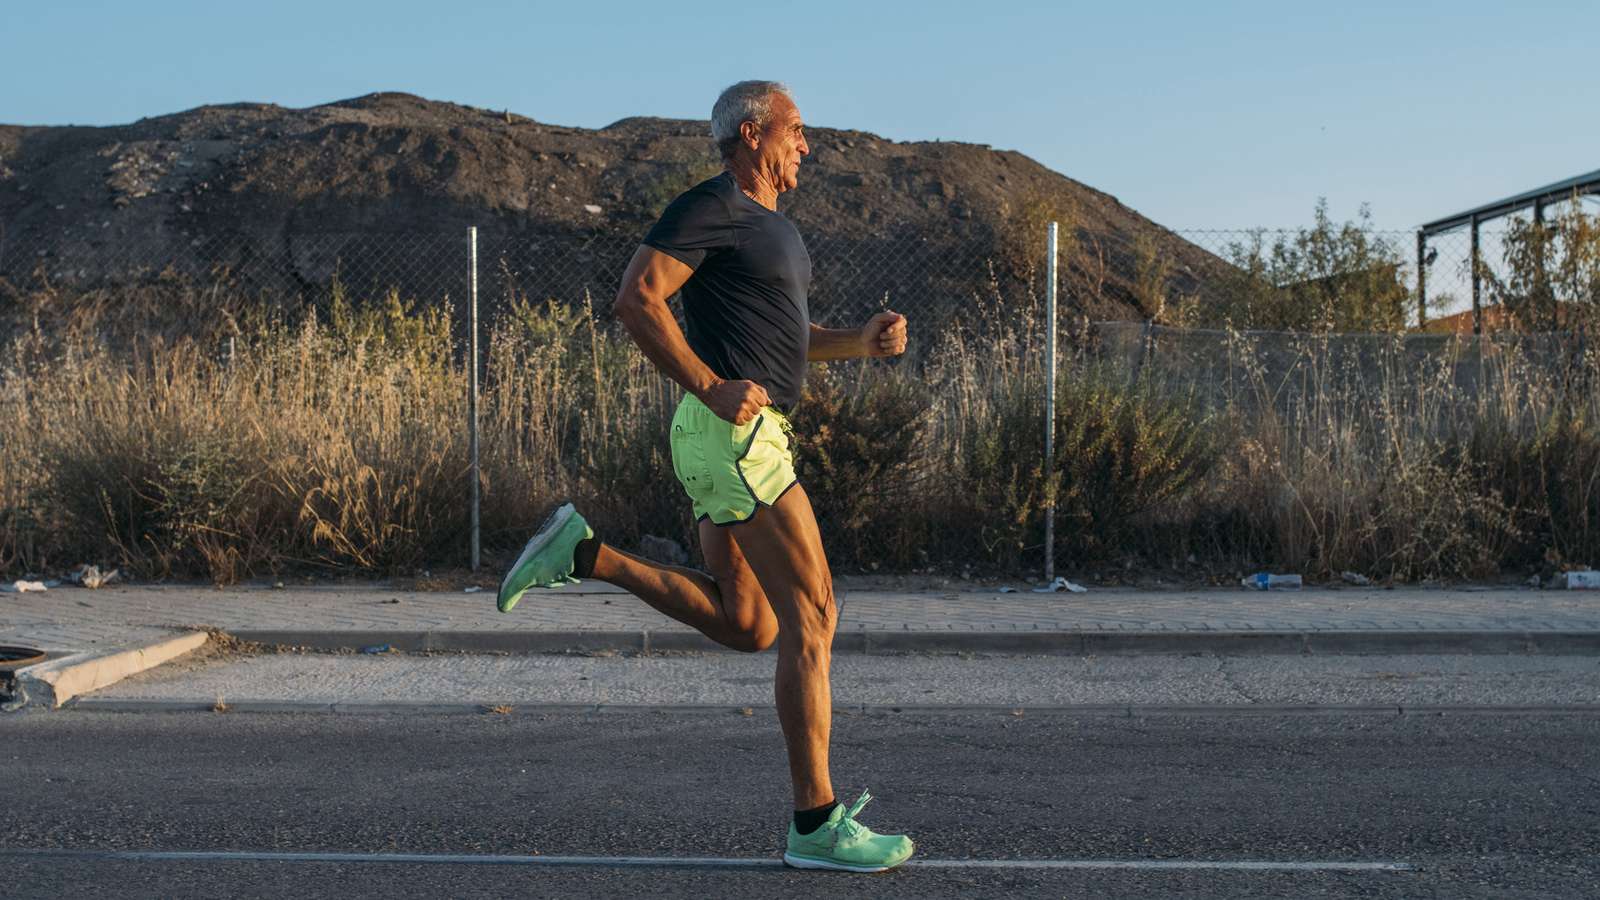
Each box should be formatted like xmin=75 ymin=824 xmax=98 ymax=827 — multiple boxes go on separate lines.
xmin=614 ymin=246 xmax=719 ymax=396
xmin=613 ymin=245 xmax=769 ymax=424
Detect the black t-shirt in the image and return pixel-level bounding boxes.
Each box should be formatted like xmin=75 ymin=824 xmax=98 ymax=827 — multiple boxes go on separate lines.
xmin=642 ymin=172 xmax=811 ymax=412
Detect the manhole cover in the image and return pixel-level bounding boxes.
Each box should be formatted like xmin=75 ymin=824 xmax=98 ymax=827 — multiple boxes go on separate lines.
xmin=0 ymin=645 xmax=46 ymax=670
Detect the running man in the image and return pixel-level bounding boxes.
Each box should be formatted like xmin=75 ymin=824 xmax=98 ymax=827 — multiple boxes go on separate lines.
xmin=496 ymin=80 xmax=914 ymax=873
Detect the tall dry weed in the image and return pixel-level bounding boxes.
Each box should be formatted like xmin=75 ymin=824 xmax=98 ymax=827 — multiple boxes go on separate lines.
xmin=2 ymin=275 xmax=1598 ymax=583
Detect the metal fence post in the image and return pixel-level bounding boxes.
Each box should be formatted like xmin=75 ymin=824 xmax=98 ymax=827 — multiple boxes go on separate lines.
xmin=1415 ymin=230 xmax=1427 ymax=329
xmin=468 ymin=226 xmax=481 ymax=572
xmin=1470 ymin=214 xmax=1482 ymax=336
xmin=1044 ymin=221 xmax=1058 ymax=584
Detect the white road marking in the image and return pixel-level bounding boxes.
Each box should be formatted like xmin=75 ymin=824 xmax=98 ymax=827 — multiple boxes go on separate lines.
xmin=0 ymin=848 xmax=1413 ymax=871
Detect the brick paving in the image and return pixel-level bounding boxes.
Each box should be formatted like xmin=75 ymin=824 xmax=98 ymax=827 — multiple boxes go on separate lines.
xmin=4 ymin=580 xmax=1600 ymax=655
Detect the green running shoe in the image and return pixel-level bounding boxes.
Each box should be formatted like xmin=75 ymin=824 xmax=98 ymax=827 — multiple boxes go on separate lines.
xmin=497 ymin=502 xmax=593 ymax=613
xmin=783 ymin=790 xmax=914 ymax=873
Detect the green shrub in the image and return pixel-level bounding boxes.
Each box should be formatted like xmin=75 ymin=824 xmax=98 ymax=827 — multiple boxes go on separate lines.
xmin=1468 ymin=413 xmax=1600 ymax=570
xmin=790 ymin=363 xmax=933 ymax=569
xmin=954 ymin=373 xmax=1050 ymax=571
xmin=1050 ymin=367 xmax=1220 ymax=559
xmin=950 ymin=363 xmax=1219 ymax=570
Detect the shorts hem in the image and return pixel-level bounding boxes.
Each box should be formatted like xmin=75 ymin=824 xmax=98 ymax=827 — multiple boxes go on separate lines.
xmin=703 ymin=478 xmax=801 ymax=528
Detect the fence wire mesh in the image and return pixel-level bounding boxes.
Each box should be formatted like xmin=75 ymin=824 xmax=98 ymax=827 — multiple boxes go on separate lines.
xmin=2 ymin=223 xmax=1557 ymax=337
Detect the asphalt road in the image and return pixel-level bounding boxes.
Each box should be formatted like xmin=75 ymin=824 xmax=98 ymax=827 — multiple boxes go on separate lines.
xmin=4 ymin=709 xmax=1598 ymax=898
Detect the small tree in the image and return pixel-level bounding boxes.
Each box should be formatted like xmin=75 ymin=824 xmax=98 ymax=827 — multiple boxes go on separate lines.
xmin=1208 ymin=201 xmax=1411 ymax=332
xmin=1491 ymin=198 xmax=1600 ymax=331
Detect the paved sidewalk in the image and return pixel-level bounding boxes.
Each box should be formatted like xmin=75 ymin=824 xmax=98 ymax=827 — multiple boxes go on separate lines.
xmin=6 ymin=580 xmax=1600 ymax=655
xmin=7 ymin=579 xmax=1600 ymax=709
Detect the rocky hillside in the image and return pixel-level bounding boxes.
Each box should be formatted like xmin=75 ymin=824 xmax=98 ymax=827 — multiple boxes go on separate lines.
xmin=0 ymin=92 xmax=1224 ymax=331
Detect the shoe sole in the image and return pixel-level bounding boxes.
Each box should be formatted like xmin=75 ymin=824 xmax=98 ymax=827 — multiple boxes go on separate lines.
xmin=782 ymin=851 xmax=906 ymax=873
xmin=498 ymin=502 xmax=577 ymax=612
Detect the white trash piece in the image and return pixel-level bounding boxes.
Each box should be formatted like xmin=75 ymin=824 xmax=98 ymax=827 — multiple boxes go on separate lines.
xmin=1562 ymin=570 xmax=1600 ymax=590
xmin=1032 ymin=576 xmax=1088 ymax=594
xmin=1242 ymin=573 xmax=1303 ymax=591
xmin=997 ymin=586 xmax=1018 ymax=593
xmin=4 ymin=580 xmax=49 ymax=593
xmin=69 ymin=564 xmax=119 ymax=589
xmin=1340 ymin=571 xmax=1371 ymax=586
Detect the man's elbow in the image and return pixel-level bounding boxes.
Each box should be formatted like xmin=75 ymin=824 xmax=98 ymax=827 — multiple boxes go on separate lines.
xmin=613 ymin=284 xmax=645 ymax=322
xmin=613 ymin=283 xmax=659 ymax=331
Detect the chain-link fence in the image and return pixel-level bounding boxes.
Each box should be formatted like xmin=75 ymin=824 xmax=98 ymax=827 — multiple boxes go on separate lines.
xmin=7 ymin=202 xmax=1594 ymax=339
xmin=0 ymin=223 xmax=1475 ymax=340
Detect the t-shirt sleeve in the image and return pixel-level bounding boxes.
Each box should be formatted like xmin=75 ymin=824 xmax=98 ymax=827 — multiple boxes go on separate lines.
xmin=642 ymin=187 xmax=733 ymax=270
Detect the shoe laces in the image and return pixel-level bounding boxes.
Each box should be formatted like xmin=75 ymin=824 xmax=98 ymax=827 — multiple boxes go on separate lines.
xmin=835 ymin=790 xmax=873 ymax=839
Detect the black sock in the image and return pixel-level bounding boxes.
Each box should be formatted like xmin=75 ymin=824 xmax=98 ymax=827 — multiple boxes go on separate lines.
xmin=573 ymin=536 xmax=601 ymax=579
xmin=794 ymin=799 xmax=839 ymax=835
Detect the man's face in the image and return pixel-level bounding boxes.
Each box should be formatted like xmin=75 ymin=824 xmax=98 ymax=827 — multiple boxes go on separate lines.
xmin=756 ymin=94 xmax=809 ymax=193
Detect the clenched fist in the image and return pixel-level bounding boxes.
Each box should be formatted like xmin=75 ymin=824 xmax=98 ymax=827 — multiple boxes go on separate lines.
xmin=700 ymin=379 xmax=770 ymax=425
xmin=861 ymin=311 xmax=908 ymax=358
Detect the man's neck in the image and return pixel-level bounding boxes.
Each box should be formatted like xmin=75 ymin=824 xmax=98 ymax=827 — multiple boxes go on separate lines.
xmin=728 ymin=165 xmax=778 ymax=210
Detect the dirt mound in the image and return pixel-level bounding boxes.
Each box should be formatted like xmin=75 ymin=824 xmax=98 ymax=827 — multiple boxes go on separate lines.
xmin=0 ymin=92 xmax=1222 ymax=328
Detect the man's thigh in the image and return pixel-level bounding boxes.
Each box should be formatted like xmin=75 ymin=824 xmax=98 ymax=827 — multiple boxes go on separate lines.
xmin=698 ymin=517 xmax=776 ymax=633
xmin=727 ymin=486 xmax=834 ymax=630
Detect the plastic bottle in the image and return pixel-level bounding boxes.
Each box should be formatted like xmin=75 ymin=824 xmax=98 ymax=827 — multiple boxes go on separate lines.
xmin=1241 ymin=573 xmax=1303 ymax=591
xmin=1564 ymin=571 xmax=1600 ymax=590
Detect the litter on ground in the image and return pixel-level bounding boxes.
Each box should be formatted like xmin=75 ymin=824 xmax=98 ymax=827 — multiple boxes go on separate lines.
xmin=68 ymin=564 xmax=119 ymax=589
xmin=1561 ymin=570 xmax=1600 ymax=590
xmin=1 ymin=580 xmax=49 ymax=593
xmin=1032 ymin=577 xmax=1088 ymax=594
xmin=1242 ymin=573 xmax=1303 ymax=591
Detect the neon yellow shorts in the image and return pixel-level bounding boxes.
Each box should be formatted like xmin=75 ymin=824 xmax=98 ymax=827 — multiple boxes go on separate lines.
xmin=669 ymin=393 xmax=798 ymax=526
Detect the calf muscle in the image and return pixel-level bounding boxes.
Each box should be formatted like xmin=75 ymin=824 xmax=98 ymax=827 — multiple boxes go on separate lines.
xmin=730 ymin=486 xmax=837 ymax=809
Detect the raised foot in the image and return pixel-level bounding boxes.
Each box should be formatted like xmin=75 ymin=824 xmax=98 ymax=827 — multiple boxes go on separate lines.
xmin=496 ymin=502 xmax=594 ymax=613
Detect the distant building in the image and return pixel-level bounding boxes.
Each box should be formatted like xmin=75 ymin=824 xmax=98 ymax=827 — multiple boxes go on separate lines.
xmin=1414 ymin=305 xmax=1517 ymax=334
xmin=1414 ymin=303 xmax=1585 ymax=334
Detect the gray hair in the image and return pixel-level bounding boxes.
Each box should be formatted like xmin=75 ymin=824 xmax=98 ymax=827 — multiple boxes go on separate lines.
xmin=710 ymin=80 xmax=792 ymax=161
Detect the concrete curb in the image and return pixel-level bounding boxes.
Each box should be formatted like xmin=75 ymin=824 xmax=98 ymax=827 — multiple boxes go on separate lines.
xmin=63 ymin=697 xmax=1600 ymax=717
xmin=226 ymin=628 xmax=1600 ymax=656
xmin=14 ymin=631 xmax=209 ymax=709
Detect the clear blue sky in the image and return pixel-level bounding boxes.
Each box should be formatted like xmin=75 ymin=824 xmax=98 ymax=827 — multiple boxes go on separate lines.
xmin=5 ymin=0 xmax=1596 ymax=230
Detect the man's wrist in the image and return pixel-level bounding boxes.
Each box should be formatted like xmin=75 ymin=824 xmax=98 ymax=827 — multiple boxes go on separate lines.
xmin=691 ymin=376 xmax=724 ymax=401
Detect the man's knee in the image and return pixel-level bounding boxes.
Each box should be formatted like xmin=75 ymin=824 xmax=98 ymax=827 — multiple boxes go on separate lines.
xmin=781 ymin=579 xmax=837 ymax=651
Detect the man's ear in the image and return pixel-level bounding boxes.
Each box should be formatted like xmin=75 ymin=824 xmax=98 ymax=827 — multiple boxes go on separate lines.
xmin=739 ymin=119 xmax=761 ymax=150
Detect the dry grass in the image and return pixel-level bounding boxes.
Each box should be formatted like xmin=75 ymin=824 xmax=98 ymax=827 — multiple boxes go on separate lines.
xmin=2 ymin=272 xmax=1597 ymax=585
xmin=1186 ymin=327 xmax=1600 ymax=579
